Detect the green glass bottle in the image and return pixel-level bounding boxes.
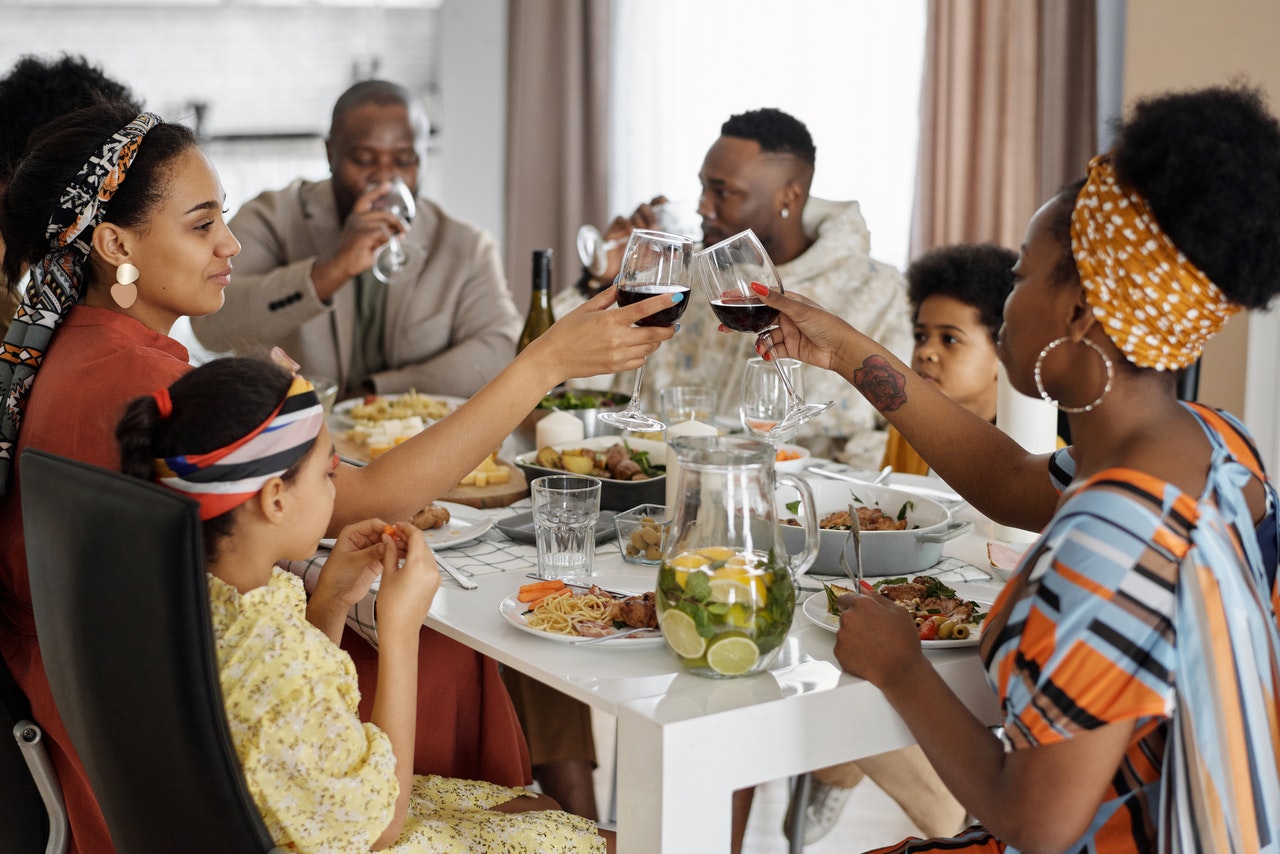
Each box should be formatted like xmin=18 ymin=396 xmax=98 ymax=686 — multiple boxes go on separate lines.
xmin=517 ymin=248 xmax=555 ymax=353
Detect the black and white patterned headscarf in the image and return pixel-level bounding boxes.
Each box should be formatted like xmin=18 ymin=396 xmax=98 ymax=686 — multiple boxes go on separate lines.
xmin=0 ymin=112 xmax=161 ymax=494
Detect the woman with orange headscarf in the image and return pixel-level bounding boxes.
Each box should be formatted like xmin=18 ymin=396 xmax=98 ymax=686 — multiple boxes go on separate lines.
xmin=749 ymin=85 xmax=1280 ymax=853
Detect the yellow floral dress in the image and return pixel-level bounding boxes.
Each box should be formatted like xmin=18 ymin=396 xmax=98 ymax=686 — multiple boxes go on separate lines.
xmin=209 ymin=569 xmax=604 ymax=853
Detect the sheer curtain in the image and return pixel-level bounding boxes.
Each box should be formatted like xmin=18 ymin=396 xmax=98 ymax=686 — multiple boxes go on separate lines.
xmin=608 ymin=0 xmax=927 ymax=270
xmin=504 ymin=0 xmax=611 ymax=303
xmin=910 ymin=0 xmax=1097 ymax=255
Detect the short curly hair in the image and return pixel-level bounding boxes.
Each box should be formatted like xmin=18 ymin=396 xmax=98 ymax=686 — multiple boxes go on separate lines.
xmin=721 ymin=108 xmax=816 ymax=168
xmin=1049 ymin=84 xmax=1280 ymax=310
xmin=906 ymin=244 xmax=1017 ymax=344
xmin=0 ymin=54 xmax=139 ymax=186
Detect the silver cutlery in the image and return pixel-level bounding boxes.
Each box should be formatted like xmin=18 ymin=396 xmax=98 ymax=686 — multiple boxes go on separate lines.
xmin=806 ymin=464 xmax=963 ymax=505
xmin=437 ymin=556 xmax=478 ymax=590
xmin=839 ymin=502 xmax=864 ymax=595
xmin=570 ymin=626 xmax=661 ymax=645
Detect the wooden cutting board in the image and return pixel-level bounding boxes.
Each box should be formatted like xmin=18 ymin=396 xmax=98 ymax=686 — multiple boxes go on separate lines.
xmin=441 ymin=461 xmax=529 ymax=509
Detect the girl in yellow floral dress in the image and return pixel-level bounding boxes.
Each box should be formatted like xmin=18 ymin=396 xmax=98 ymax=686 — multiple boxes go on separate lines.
xmin=118 ymin=356 xmax=611 ymax=853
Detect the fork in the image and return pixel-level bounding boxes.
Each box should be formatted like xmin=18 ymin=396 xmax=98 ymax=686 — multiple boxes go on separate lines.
xmin=839 ymin=502 xmax=864 ymax=595
xmin=570 ymin=626 xmax=661 ymax=645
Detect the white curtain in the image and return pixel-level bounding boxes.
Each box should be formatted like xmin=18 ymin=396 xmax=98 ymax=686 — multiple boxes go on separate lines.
xmin=607 ymin=0 xmax=926 ymax=270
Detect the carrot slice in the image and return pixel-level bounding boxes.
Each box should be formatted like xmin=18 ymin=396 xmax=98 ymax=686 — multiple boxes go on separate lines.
xmin=518 ymin=579 xmax=567 ymax=602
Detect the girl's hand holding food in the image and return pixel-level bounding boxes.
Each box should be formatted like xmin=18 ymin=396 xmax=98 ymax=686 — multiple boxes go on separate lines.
xmin=832 ymin=591 xmax=930 ymax=692
xmin=374 ymin=522 xmax=441 ymax=638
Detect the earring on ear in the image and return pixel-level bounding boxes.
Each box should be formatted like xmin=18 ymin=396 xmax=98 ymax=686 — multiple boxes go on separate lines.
xmin=112 ymin=263 xmax=139 ymax=309
xmin=780 ymin=208 xmax=790 ymax=219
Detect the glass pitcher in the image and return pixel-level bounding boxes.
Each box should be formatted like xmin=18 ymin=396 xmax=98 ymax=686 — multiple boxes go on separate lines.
xmin=656 ymin=436 xmax=818 ymax=678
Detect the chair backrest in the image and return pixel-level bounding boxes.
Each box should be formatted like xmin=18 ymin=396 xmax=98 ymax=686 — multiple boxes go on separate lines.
xmin=0 ymin=654 xmax=65 ymax=854
xmin=21 ymin=449 xmax=282 ymax=854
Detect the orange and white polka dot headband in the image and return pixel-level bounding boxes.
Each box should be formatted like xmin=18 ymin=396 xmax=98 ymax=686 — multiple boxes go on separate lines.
xmin=1070 ymin=154 xmax=1240 ymax=371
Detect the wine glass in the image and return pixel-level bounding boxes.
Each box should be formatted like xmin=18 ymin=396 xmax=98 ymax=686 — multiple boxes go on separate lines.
xmin=576 ymin=199 xmax=700 ymax=277
xmin=740 ymin=356 xmax=803 ymax=444
xmin=596 ymin=229 xmax=694 ymax=432
xmin=369 ymin=176 xmax=417 ymax=284
xmin=694 ymin=229 xmax=833 ymax=435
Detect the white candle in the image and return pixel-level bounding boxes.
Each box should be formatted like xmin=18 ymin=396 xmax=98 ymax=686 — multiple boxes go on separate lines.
xmin=536 ymin=410 xmax=585 ymax=449
xmin=994 ymin=365 xmax=1059 ymax=542
xmin=664 ymin=419 xmax=719 ymax=510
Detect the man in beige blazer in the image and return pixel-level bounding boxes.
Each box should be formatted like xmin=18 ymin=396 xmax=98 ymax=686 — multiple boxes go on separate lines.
xmin=192 ymin=79 xmax=520 ymax=399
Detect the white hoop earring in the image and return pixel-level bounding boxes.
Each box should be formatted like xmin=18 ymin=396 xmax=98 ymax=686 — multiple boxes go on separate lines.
xmin=1034 ymin=336 xmax=1114 ymax=413
xmin=111 ymin=262 xmax=139 ymax=310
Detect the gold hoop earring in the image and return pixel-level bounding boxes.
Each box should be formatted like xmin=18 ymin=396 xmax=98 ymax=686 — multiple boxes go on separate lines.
xmin=111 ymin=263 xmax=139 ymax=309
xmin=1034 ymin=336 xmax=1114 ymax=413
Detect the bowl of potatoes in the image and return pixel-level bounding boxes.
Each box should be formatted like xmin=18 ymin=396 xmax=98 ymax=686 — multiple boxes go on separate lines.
xmin=514 ymin=436 xmax=665 ymax=511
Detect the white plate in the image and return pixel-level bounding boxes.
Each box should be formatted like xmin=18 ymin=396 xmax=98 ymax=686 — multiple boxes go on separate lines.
xmin=317 ymin=502 xmax=493 ymax=551
xmin=800 ymin=582 xmax=992 ymax=649
xmin=330 ymin=394 xmax=467 ymax=464
xmin=498 ymin=573 xmax=665 ymax=647
xmin=330 ymin=393 xmax=467 ymax=428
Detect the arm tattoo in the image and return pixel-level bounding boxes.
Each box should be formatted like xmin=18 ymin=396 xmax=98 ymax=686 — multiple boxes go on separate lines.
xmin=852 ymin=355 xmax=908 ymax=413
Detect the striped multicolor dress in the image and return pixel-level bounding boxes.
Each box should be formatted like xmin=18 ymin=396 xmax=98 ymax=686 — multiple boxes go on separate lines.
xmin=869 ymin=405 xmax=1280 ymax=854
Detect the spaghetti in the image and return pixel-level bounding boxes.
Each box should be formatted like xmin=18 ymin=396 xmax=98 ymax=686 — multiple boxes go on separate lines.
xmin=524 ymin=591 xmax=616 ymax=636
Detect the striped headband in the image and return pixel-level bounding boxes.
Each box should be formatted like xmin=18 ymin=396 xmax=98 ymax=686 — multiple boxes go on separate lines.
xmin=0 ymin=112 xmax=163 ymax=496
xmin=1071 ymin=154 xmax=1240 ymax=371
xmin=154 ymin=375 xmax=325 ymax=520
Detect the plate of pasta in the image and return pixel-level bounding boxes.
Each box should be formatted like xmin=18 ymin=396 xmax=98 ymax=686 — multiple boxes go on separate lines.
xmin=499 ymin=575 xmax=664 ymax=646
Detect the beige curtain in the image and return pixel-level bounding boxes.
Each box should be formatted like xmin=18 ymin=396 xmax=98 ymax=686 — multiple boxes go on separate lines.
xmin=910 ymin=0 xmax=1097 ymax=256
xmin=504 ymin=0 xmax=611 ymax=309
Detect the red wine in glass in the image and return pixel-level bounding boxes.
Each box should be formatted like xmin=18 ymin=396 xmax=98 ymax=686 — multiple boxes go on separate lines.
xmin=710 ymin=296 xmax=779 ymax=333
xmin=617 ymin=283 xmax=691 ymax=327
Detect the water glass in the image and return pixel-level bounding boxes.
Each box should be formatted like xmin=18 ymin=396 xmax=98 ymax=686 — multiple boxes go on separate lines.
xmin=531 ymin=475 xmax=603 ymax=579
xmin=659 ymin=385 xmax=718 ymax=425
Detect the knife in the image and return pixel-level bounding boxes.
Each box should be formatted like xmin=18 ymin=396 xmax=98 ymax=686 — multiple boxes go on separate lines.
xmin=437 ymin=556 xmax=478 ymax=590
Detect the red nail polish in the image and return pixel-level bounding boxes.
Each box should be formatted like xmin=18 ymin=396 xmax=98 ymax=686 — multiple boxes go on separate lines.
xmin=750 ymin=282 xmax=768 ymax=296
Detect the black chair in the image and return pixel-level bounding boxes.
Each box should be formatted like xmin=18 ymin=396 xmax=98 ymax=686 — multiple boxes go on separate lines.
xmin=21 ymin=449 xmax=286 ymax=854
xmin=0 ymin=654 xmax=67 ymax=854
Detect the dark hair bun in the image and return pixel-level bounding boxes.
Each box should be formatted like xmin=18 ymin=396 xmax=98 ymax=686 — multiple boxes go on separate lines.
xmin=1112 ymin=84 xmax=1280 ymax=310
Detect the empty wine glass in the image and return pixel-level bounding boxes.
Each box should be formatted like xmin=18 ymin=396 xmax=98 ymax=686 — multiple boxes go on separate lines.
xmin=694 ymin=229 xmax=833 ymax=436
xmin=596 ymin=229 xmax=694 ymax=432
xmin=576 ymin=199 xmax=700 ymax=277
xmin=740 ymin=356 xmax=803 ymax=444
xmin=369 ymin=176 xmax=416 ymax=284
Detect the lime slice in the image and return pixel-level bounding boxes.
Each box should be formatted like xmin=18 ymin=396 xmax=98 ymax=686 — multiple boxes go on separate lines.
xmin=706 ymin=634 xmax=760 ymax=676
xmin=661 ymin=609 xmax=708 ymax=659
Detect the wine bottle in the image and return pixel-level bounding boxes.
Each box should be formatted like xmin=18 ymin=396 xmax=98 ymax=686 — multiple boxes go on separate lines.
xmin=517 ymin=248 xmax=555 ymax=353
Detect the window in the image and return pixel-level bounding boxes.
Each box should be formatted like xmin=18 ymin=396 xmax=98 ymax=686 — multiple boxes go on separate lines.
xmin=608 ymin=0 xmax=926 ymax=269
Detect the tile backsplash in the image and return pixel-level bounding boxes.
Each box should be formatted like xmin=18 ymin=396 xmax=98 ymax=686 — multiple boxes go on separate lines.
xmin=0 ymin=5 xmax=439 ymax=137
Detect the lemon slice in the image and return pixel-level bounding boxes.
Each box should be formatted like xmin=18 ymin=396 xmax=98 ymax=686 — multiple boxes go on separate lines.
xmin=706 ymin=634 xmax=760 ymax=676
xmin=670 ymin=553 xmax=710 ymax=570
xmin=696 ymin=546 xmax=737 ymax=562
xmin=708 ymin=577 xmax=767 ymax=607
xmin=661 ymin=609 xmax=707 ymax=659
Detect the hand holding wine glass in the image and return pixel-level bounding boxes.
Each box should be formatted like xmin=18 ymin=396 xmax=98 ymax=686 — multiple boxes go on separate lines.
xmin=596 ymin=229 xmax=693 ymax=432
xmin=367 ymin=175 xmax=417 ymax=284
xmin=694 ymin=229 xmax=833 ymax=435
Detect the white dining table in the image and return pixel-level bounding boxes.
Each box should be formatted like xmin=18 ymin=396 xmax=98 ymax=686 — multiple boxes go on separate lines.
xmin=414 ymin=492 xmax=1008 ymax=853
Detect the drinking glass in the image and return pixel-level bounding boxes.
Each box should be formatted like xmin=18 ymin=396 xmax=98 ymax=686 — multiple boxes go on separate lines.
xmin=659 ymin=385 xmax=718 ymax=425
xmin=739 ymin=356 xmax=803 ymax=444
xmin=368 ymin=176 xmax=417 ymax=284
xmin=576 ymin=199 xmax=700 ymax=277
xmin=597 ymin=230 xmax=693 ymax=432
xmin=531 ymin=475 xmax=603 ymax=579
xmin=694 ymin=229 xmax=833 ymax=435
